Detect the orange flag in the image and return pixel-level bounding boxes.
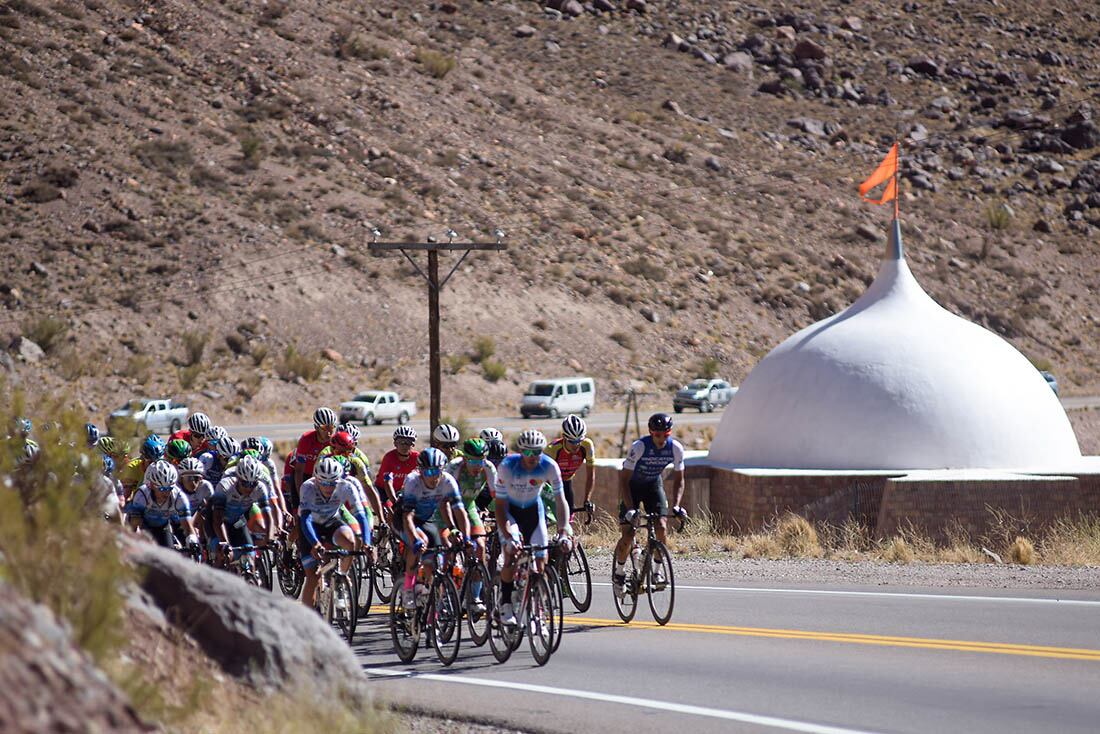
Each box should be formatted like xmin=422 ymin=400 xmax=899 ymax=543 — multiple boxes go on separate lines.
xmin=859 ymin=143 xmax=898 ymax=205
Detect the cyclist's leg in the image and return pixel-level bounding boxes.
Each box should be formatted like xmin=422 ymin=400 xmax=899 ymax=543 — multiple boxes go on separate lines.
xmin=146 ymin=522 xmax=174 ymax=548
xmin=299 ymin=521 xmax=332 ymax=606
xmin=646 ymin=476 xmax=669 ymax=544
xmin=333 ymin=524 xmax=356 ymax=573
xmin=615 ymin=482 xmax=644 ymax=564
xmin=561 ymin=479 xmax=575 ymax=514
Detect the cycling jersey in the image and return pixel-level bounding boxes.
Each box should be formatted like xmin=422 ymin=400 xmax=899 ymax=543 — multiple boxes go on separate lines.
xmin=181 ymin=478 xmax=214 ymax=512
xmin=495 ymin=454 xmax=563 ymax=509
xmin=197 ymin=450 xmax=230 ymax=486
xmin=212 ymin=476 xmax=272 ymax=525
xmin=376 ymin=449 xmax=419 ymax=493
xmin=401 ymin=471 xmax=461 ymax=524
xmin=544 ymin=437 xmax=595 ymax=481
xmin=293 ymin=430 xmax=330 ymax=477
xmin=441 ymin=458 xmax=497 ymax=528
xmin=128 ymin=485 xmax=191 ymax=528
xmin=318 ymin=446 xmax=373 ymax=486
xmin=298 ymin=477 xmax=365 ymax=526
xmin=623 ymin=436 xmax=685 ymax=482
xmin=169 ymin=429 xmax=211 ymax=453
xmin=119 ymin=458 xmax=150 ymax=494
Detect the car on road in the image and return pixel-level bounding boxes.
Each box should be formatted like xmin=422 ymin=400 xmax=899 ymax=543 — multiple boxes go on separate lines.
xmin=520 ymin=377 xmax=595 ymax=418
xmin=1041 ymin=370 xmax=1059 ymax=396
xmin=109 ymin=398 xmax=189 ymax=435
xmin=339 ymin=391 xmax=417 ymax=425
xmin=673 ymin=378 xmax=737 ymax=413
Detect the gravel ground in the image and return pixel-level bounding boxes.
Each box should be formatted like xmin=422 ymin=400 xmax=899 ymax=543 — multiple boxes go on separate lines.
xmin=400 ymin=712 xmax=528 ymax=734
xmin=587 ymin=550 xmax=1100 ymax=590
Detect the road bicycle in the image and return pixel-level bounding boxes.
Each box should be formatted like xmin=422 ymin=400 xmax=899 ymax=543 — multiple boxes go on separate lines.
xmin=315 ymin=547 xmax=368 ymax=644
xmin=487 ymin=543 xmax=556 ymax=666
xmin=273 ymin=534 xmax=305 ymax=598
xmin=225 ymin=544 xmax=265 ymax=587
xmin=548 ymin=506 xmax=593 ymax=613
xmin=389 ymin=543 xmax=463 ymax=666
xmin=612 ymin=510 xmax=687 ymax=626
xmin=372 ymin=522 xmax=402 ymax=605
xmin=437 ymin=534 xmax=493 ymax=647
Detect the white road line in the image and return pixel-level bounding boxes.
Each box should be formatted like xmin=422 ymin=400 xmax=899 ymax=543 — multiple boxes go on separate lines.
xmin=590 ymin=582 xmax=1100 ymax=606
xmin=364 ymin=667 xmax=881 ymax=734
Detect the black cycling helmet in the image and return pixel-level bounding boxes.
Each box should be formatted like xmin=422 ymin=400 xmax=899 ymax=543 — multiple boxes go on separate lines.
xmin=648 ymin=412 xmax=674 ymax=432
xmin=487 ymin=438 xmax=507 ymax=466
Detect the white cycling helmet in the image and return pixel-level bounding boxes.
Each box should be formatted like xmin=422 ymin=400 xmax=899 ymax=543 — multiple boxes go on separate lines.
xmin=188 ymin=412 xmax=211 ymax=437
xmin=432 ymin=423 xmax=460 ymax=444
xmin=236 ymin=455 xmax=265 ymax=485
xmin=179 ymin=457 xmax=205 ymax=478
xmin=516 ymin=429 xmax=547 ymax=452
xmin=313 ymin=456 xmax=344 ymax=484
xmin=148 ymin=460 xmax=178 ymax=489
xmin=342 ymin=423 xmax=361 ymax=444
xmin=479 ymin=427 xmax=503 ymax=444
xmin=207 ymin=425 xmax=228 ymax=444
xmin=215 ymin=436 xmax=239 ymax=460
xmin=393 ymin=425 xmax=417 ymax=442
xmin=561 ymin=415 xmax=587 ymax=442
xmin=313 ymin=407 xmax=337 ymax=428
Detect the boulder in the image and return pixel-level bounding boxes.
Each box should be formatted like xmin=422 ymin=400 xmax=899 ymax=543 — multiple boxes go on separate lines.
xmin=129 ymin=542 xmax=363 ymax=692
xmin=322 ymin=348 xmax=344 ymax=364
xmin=561 ymin=0 xmax=583 ymax=17
xmin=9 ymin=337 xmax=44 ymax=364
xmin=792 ymin=39 xmax=826 ymax=60
xmin=593 ymin=0 xmax=615 ymax=10
xmin=841 ymin=16 xmax=863 ymax=32
xmin=1061 ymin=121 xmax=1100 ymax=150
xmin=906 ymin=57 xmax=941 ymax=77
xmin=722 ymin=51 xmax=753 ymax=74
xmin=0 ymin=584 xmax=153 ymax=734
xmin=625 ymin=0 xmax=646 ymax=13
xmin=514 ymin=24 xmax=537 ymax=38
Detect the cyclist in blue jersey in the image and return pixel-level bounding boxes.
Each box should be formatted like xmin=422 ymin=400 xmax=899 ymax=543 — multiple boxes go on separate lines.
xmin=127 ymin=461 xmax=198 ymax=550
xmin=211 ymin=455 xmax=275 ymax=568
xmin=495 ymin=429 xmax=571 ymax=628
xmin=399 ymin=448 xmax=466 ymax=609
xmin=614 ymin=413 xmax=687 ymax=597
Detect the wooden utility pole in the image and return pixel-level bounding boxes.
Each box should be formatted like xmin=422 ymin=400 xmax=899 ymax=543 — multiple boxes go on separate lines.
xmin=368 ymin=230 xmax=506 ymax=434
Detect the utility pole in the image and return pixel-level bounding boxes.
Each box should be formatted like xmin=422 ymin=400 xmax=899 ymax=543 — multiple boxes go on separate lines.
xmin=368 ymin=229 xmax=506 ymax=435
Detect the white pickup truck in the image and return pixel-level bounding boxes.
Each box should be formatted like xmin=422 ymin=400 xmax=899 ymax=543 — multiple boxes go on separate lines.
xmin=109 ymin=398 xmax=189 ymax=435
xmin=339 ymin=391 xmax=417 ymax=425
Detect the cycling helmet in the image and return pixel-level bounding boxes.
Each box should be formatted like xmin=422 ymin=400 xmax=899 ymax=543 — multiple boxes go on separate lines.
xmin=432 ymin=423 xmax=460 ymax=444
xmin=85 ymin=423 xmax=101 ymax=448
xmin=19 ymin=439 xmax=39 ymax=464
xmin=141 ymin=435 xmax=166 ymax=461
xmin=479 ymin=427 xmax=503 ymax=444
xmin=215 ymin=436 xmax=239 ymax=460
xmin=342 ymin=423 xmax=361 ymax=444
xmin=147 ymin=460 xmax=178 ymax=489
xmin=18 ymin=417 xmax=32 ymax=436
xmin=417 ymin=447 xmax=448 ymax=470
xmin=207 ymin=425 xmax=228 ymax=444
xmin=166 ymin=439 xmax=191 ymax=462
xmin=188 ymin=412 xmax=211 ymax=437
xmin=487 ymin=439 xmax=507 ymax=466
xmin=330 ymin=431 xmax=355 ymax=453
xmin=561 ymin=415 xmax=587 ymax=442
xmin=240 ymin=436 xmax=262 ymax=453
xmin=236 ymin=455 xmax=265 ymax=485
xmin=256 ymin=437 xmax=273 ymax=461
xmin=178 ymin=457 xmax=205 ymax=478
xmin=516 ymin=429 xmax=547 ymax=452
xmin=96 ymin=435 xmax=115 ymax=456
xmin=648 ymin=412 xmax=674 ymax=432
xmin=393 ymin=425 xmax=417 ymax=442
xmin=462 ymin=437 xmax=488 ymax=458
xmin=102 ymin=455 xmax=116 ymax=476
xmin=313 ymin=407 xmax=337 ymax=428
xmin=313 ymin=456 xmax=343 ymax=484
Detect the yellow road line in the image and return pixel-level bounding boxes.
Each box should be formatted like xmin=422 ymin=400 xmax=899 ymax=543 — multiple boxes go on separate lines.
xmin=561 ymin=616 xmax=1100 ymax=662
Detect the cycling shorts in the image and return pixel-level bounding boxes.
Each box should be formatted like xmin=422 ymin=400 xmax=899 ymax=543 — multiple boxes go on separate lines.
xmin=404 ymin=518 xmax=443 ymax=551
xmin=298 ymin=518 xmax=346 ymax=569
xmin=503 ymin=502 xmax=548 ymax=559
xmin=619 ymin=475 xmax=668 ymax=521
xmin=562 ymin=479 xmax=575 ymax=513
xmin=142 ymin=521 xmax=175 ymax=548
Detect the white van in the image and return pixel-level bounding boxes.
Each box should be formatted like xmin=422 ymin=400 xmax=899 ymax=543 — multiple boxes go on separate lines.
xmin=520 ymin=377 xmax=596 ymax=418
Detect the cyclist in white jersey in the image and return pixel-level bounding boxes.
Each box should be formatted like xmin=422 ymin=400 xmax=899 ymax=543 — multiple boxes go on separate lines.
xmin=297 ymin=457 xmax=370 ymax=608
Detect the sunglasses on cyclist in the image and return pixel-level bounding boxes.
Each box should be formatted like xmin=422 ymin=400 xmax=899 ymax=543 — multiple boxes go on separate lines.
xmin=154 ymin=484 xmax=173 ymax=493
xmin=319 ymin=478 xmax=338 ymax=487
xmin=422 ymin=467 xmax=442 ymax=478
xmin=566 ymin=438 xmax=583 ymax=446
xmin=240 ymin=478 xmax=258 ymax=488
xmin=395 ymin=439 xmax=415 ymax=447
xmin=466 ymin=458 xmax=485 ymax=466
xmin=521 ymin=448 xmax=542 ymax=457
xmin=650 ymin=429 xmax=672 ymax=437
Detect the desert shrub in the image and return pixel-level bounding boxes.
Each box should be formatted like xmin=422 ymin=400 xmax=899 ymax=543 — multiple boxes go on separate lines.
xmin=20 ymin=180 xmax=61 ymax=202
xmin=413 ymin=48 xmax=456 ymax=78
xmin=776 ymin=514 xmax=821 ymax=557
xmin=471 ymin=336 xmax=495 ymax=364
xmin=225 ymin=333 xmax=248 ymax=356
xmin=134 ymin=139 xmax=194 ymax=178
xmin=250 ymin=343 xmax=270 ymax=367
xmin=276 ymin=344 xmax=324 ymax=382
xmin=881 ymin=536 xmax=914 ymax=563
xmin=447 ymin=353 xmax=470 ymax=374
xmin=985 ymin=202 xmax=1012 ymax=231
xmin=237 ymin=373 xmax=262 ymax=400
xmin=1040 ymin=515 xmax=1100 ymax=565
xmin=622 ymin=257 xmax=666 ymax=282
xmin=336 ymin=30 xmax=389 ymax=60
xmin=663 ymin=144 xmax=690 ymax=164
xmin=609 ymin=331 xmax=633 ymax=349
xmin=122 ymin=355 xmax=152 ymax=383
xmin=238 ymin=131 xmax=265 ymax=167
xmin=1008 ymin=536 xmax=1036 ymax=565
xmin=23 ymin=315 xmax=68 ymax=354
xmin=698 ymin=357 xmax=720 ymax=379
xmin=181 ymin=330 xmax=207 ymax=366
xmin=532 ymin=334 xmax=551 ymax=352
xmin=482 ymin=359 xmax=507 ymax=383
xmin=178 ymin=363 xmax=203 ymax=390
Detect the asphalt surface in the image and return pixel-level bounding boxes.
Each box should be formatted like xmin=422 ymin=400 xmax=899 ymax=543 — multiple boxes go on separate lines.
xmin=353 ymin=577 xmax=1100 ymax=733
xmin=225 ymin=394 xmax=1100 ymax=442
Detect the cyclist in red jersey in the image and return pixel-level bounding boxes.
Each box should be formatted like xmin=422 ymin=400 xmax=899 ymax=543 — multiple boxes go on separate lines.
xmin=376 ymin=426 xmax=419 ymax=521
xmin=170 ymin=412 xmax=213 ymax=454
xmin=292 ymin=407 xmax=338 ymax=492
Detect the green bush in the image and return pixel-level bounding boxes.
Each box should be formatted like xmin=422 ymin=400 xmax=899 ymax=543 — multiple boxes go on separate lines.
xmin=178 ymin=363 xmax=203 ymax=390
xmin=471 ymin=336 xmax=495 ymax=364
xmin=276 ymin=344 xmax=324 ymax=382
xmin=181 ymin=330 xmax=207 ymax=366
xmin=482 ymin=359 xmax=507 ymax=383
xmin=447 ymin=353 xmax=470 ymax=374
xmin=23 ymin=316 xmax=68 ymax=354
xmin=699 ymin=357 xmax=720 ymax=378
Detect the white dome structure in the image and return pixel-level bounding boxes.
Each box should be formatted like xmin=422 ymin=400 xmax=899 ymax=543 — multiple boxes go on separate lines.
xmin=710 ymin=220 xmax=1081 ymax=470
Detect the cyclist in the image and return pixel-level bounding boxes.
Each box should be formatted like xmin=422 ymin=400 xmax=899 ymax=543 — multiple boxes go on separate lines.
xmin=319 ymin=430 xmax=373 ymax=487
xmin=614 ymin=413 xmax=687 ymax=596
xmin=211 ymin=455 xmax=275 ymax=568
xmin=444 ymin=438 xmax=496 ymax=612
xmin=94 ymin=454 xmax=124 ymax=523
xmin=237 ymin=436 xmax=290 ymax=533
xmin=177 ymin=457 xmax=213 ymax=548
xmin=376 ymin=426 xmax=419 ymax=510
xmin=292 ymin=407 xmax=338 ymax=496
xmin=431 ymin=423 xmax=461 ymax=460
xmin=544 ymin=415 xmax=597 ymax=515
xmin=297 ymin=457 xmax=370 ymax=609
xmin=127 ymin=460 xmax=198 ymax=550
xmin=479 ymin=427 xmax=504 ymax=445
xmin=170 ymin=412 xmax=212 ymax=454
xmin=398 ymin=448 xmax=465 ymax=609
xmin=96 ymin=435 xmax=131 ymax=468
xmin=200 ymin=435 xmax=238 ymax=487
xmin=85 ymin=423 xmax=101 ymax=450
xmin=166 ymin=438 xmax=192 ymax=465
xmin=120 ymin=434 xmax=166 ymax=499
xmin=495 ymin=429 xmax=571 ymax=628
xmin=477 ymin=438 xmax=508 ymax=512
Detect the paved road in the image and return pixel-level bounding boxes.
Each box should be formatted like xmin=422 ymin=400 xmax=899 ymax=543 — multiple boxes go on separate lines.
xmin=226 ymin=394 xmax=1100 ymax=442
xmin=353 ymin=578 xmax=1100 ymax=733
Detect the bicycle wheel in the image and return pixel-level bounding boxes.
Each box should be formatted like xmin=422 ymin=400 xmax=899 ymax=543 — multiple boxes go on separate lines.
xmin=646 ymin=540 xmax=676 ymax=625
xmin=545 ymin=565 xmax=565 ymax=654
xmin=374 ymin=534 xmax=396 ymax=603
xmin=564 ymin=541 xmax=592 ymax=612
xmin=389 ymin=585 xmax=419 ymax=662
xmin=333 ymin=573 xmax=358 ymax=643
xmin=258 ymin=548 xmax=275 ymax=591
xmin=526 ymin=574 xmax=555 ymax=666
xmin=487 ymin=576 xmax=514 ymax=664
xmin=356 ymin=558 xmax=375 ymax=618
xmin=612 ymin=551 xmax=639 ymax=623
xmin=317 ymin=579 xmax=334 ymax=626
xmin=278 ymin=544 xmax=304 ymax=598
xmin=464 ymin=559 xmax=491 ymax=647
xmin=429 ymin=575 xmax=462 ymax=667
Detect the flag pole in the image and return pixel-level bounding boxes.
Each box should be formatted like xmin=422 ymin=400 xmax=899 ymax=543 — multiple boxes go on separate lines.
xmin=891 ymin=137 xmax=903 ymax=260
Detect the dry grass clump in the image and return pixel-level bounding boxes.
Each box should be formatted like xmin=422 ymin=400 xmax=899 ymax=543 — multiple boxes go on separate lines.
xmin=276 ymin=344 xmax=324 ymax=382
xmin=775 ymin=513 xmax=822 ymax=557
xmin=413 ymin=48 xmax=456 ymax=78
xmin=1008 ymin=536 xmax=1036 ymax=565
xmin=880 ymin=537 xmax=914 ymax=564
xmin=1039 ymin=516 xmax=1100 ymax=565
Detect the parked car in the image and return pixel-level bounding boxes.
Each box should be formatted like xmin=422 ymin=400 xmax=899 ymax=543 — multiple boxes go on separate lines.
xmin=673 ymin=378 xmax=737 ymax=413
xmin=520 ymin=377 xmax=596 ymax=418
xmin=339 ymin=391 xmax=417 ymax=425
xmin=109 ymin=398 xmax=189 ymax=435
xmin=1041 ymin=371 xmax=1059 ymax=396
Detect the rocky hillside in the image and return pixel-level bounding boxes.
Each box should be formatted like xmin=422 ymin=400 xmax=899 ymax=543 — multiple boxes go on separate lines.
xmin=3 ymin=0 xmax=1100 ymax=421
